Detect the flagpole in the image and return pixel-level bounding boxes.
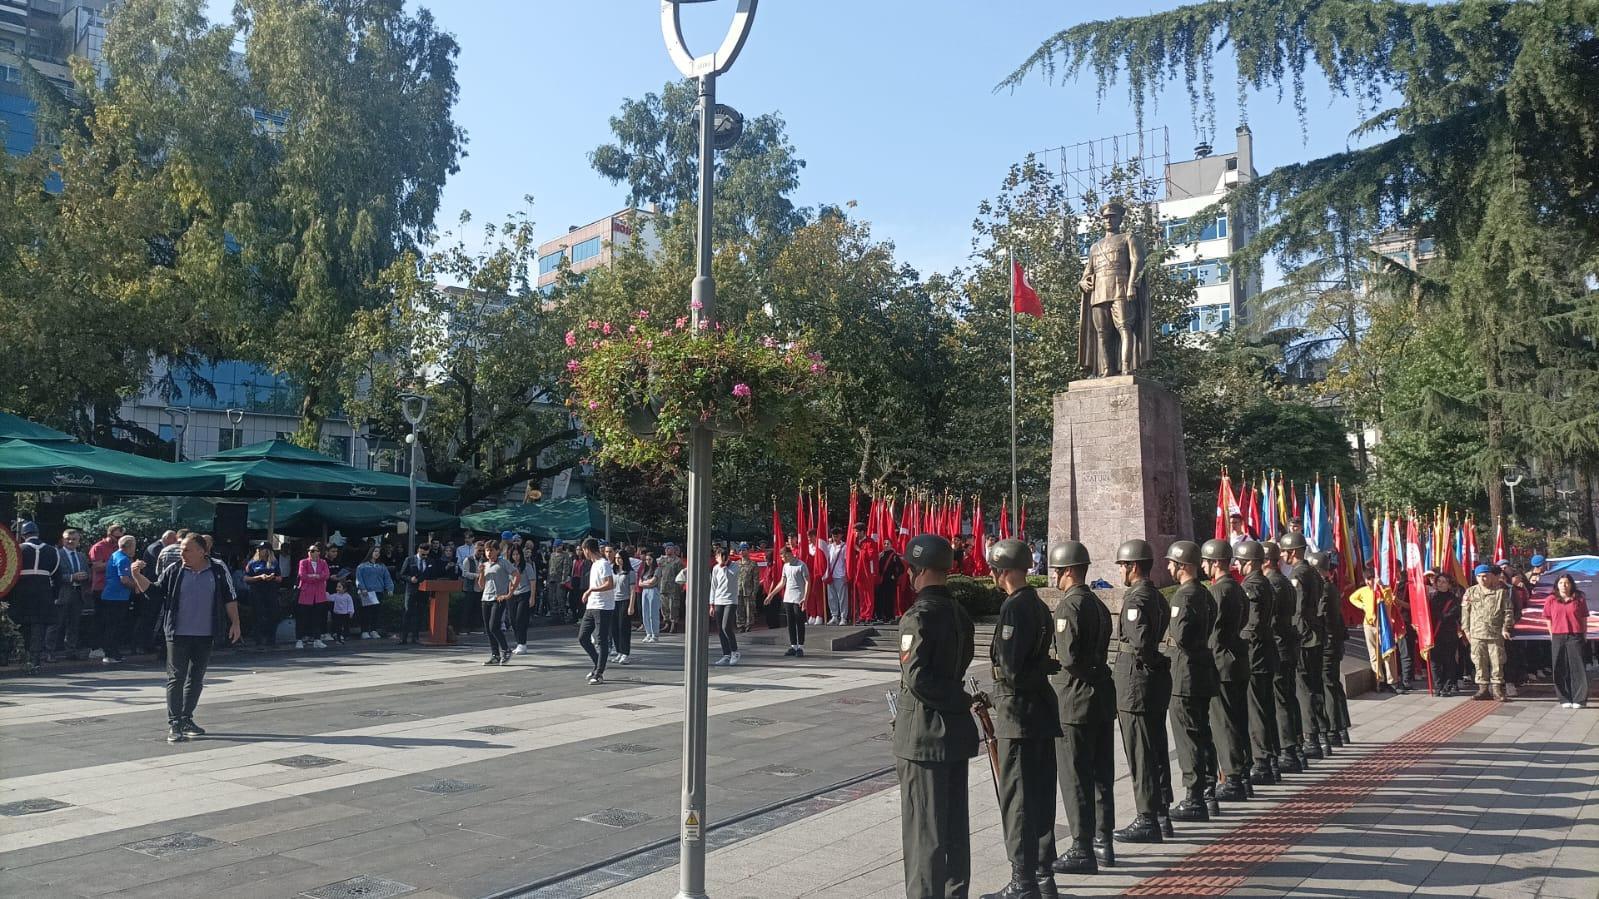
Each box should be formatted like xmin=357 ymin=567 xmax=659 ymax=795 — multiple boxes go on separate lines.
xmin=1009 ymin=247 xmax=1020 ymax=536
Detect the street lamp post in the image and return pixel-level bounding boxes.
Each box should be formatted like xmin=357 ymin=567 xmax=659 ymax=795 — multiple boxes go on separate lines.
xmin=400 ymin=394 xmax=430 ymax=560
xmin=163 ymin=406 xmax=191 ymax=524
xmin=659 ymin=3 xmax=756 ymax=897
xmin=1503 ymin=469 xmax=1525 ymax=527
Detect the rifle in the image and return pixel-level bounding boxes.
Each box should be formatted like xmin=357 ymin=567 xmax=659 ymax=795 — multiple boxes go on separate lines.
xmin=967 ymin=676 xmax=1003 ymax=805
xmin=886 ymin=691 xmax=899 ymax=730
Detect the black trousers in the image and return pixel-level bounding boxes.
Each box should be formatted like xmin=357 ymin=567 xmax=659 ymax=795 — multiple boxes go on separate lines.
xmin=295 ymin=603 xmax=326 ymax=641
xmin=784 ymin=602 xmax=806 ymax=646
xmin=1118 ymin=709 xmax=1168 ymax=816
xmin=610 ymin=599 xmax=632 ymax=656
xmin=1323 ymin=638 xmax=1350 ymax=732
xmin=1432 ymin=632 xmax=1461 ymax=686
xmin=358 ymin=602 xmax=382 ymax=635
xmin=995 ymin=736 xmax=1057 ymax=870
xmin=97 ymin=599 xmax=130 ymax=659
xmin=402 ymin=591 xmax=428 ymax=641
xmin=46 ymin=588 xmax=87 ymax=655
xmin=484 ymin=601 xmax=509 ymax=656
xmin=1552 ymin=634 xmax=1590 ymax=705
xmin=511 ymin=594 xmax=531 ymax=644
xmin=897 ymin=757 xmax=970 ymax=899
xmin=715 ymin=604 xmax=738 ymax=657
xmin=1168 ymin=693 xmax=1216 ymax=796
xmin=1298 ymin=645 xmax=1328 ymax=739
xmin=1274 ymin=662 xmax=1303 ymax=754
xmin=579 ymin=608 xmax=613 ymax=674
xmin=1057 ymin=720 xmax=1115 ymax=842
xmin=1247 ymin=671 xmax=1279 ymax=764
xmin=1211 ymin=678 xmax=1251 ymax=779
xmin=251 ymin=589 xmax=279 ymax=645
xmin=166 ymin=635 xmax=213 ymax=725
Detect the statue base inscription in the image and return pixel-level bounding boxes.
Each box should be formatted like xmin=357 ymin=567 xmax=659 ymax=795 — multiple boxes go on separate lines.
xmin=1047 ymin=375 xmax=1193 ymax=595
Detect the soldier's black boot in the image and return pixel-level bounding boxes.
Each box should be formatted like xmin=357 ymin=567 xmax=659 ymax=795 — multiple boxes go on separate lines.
xmin=1250 ymin=762 xmax=1276 ymax=786
xmin=1170 ymin=793 xmax=1210 ymax=822
xmin=1277 ymin=751 xmax=1302 ymax=774
xmin=979 ymin=864 xmax=1041 ymax=899
xmin=1094 ymin=831 xmax=1116 ymax=867
xmin=1157 ymin=808 xmax=1175 ymax=837
xmin=1202 ymin=783 xmax=1222 ymax=816
xmin=1322 ymin=734 xmax=1336 ymax=756
xmin=1243 ymin=772 xmax=1257 ymax=798
xmin=1216 ymin=778 xmax=1247 ymax=802
xmin=1035 ymin=864 xmax=1059 ymax=899
xmin=1052 ymin=839 xmax=1098 ymax=875
xmin=1328 ymin=730 xmax=1344 ymax=747
xmin=1113 ymin=814 xmax=1164 ymax=844
xmin=1303 ymin=738 xmax=1324 ymax=760
xmin=1341 ymin=728 xmax=1352 ymax=744
xmin=1269 ymin=754 xmax=1284 ymax=781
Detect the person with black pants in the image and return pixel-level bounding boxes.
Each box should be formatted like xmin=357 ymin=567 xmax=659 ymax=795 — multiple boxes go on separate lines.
xmin=398 ymin=545 xmax=436 ymax=644
xmin=1428 ymin=576 xmax=1464 ymax=695
xmin=576 ymin=538 xmax=615 ymax=685
xmin=477 ymin=540 xmax=517 ymax=665
xmin=711 ymin=546 xmax=740 ymax=666
xmin=609 ymin=546 xmax=634 ymax=665
xmin=126 ymin=534 xmax=240 ymax=743
xmin=244 ymin=544 xmax=282 ymax=646
xmin=765 ymin=545 xmax=809 ymax=657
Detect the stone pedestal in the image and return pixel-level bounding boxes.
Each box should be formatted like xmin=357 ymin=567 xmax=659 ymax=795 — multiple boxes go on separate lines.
xmin=1047 ymin=375 xmax=1193 ymax=593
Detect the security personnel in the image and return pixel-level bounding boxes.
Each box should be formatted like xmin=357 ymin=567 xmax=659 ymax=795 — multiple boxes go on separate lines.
xmin=1047 ymin=541 xmax=1116 ymax=875
xmin=1202 ymin=538 xmax=1252 ymax=802
xmin=1310 ymin=551 xmax=1352 ymax=745
xmin=1163 ymin=540 xmax=1219 ymax=822
xmin=1110 ymin=539 xmax=1172 ymax=844
xmin=1263 ymin=541 xmax=1306 ymax=773
xmin=1235 ymin=541 xmax=1281 ymax=785
xmin=894 ymin=534 xmax=979 ymax=899
xmin=14 ymin=521 xmax=60 ymax=673
xmin=982 ymin=538 xmax=1061 ymax=899
xmin=1282 ymin=533 xmax=1329 ymax=759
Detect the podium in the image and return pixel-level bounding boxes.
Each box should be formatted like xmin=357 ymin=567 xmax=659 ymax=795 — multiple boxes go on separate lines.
xmin=419 ymin=579 xmax=462 ymax=645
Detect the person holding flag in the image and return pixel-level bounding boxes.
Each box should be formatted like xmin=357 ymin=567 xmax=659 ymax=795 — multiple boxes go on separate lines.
xmin=1348 ymin=563 xmax=1405 ymax=693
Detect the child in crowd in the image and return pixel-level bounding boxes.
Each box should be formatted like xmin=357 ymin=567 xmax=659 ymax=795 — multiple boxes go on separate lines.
xmin=329 ymin=579 xmax=356 ymax=645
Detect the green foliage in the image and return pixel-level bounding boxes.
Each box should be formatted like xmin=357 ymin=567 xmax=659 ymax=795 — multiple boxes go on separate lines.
xmin=946 ymin=575 xmax=1050 ymax=619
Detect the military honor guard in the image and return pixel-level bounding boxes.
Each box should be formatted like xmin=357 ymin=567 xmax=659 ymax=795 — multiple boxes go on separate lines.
xmin=1263 ymin=540 xmax=1308 ymax=773
xmin=1110 ymin=539 xmax=1174 ymax=843
xmin=1235 ymin=540 xmax=1282 ymax=785
xmin=1163 ymin=540 xmax=1221 ymax=821
xmin=1310 ymin=551 xmax=1353 ymax=744
xmin=1202 ymin=538 xmax=1253 ymax=801
xmin=1281 ymin=532 xmax=1331 ymax=759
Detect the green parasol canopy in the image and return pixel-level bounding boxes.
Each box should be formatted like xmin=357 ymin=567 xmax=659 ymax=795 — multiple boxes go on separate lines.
xmin=0 ymin=412 xmax=229 ymax=496
xmin=65 ymin=496 xmax=457 ymax=540
xmin=461 ymin=498 xmax=647 ymax=541
xmin=192 ymin=439 xmax=456 ymax=503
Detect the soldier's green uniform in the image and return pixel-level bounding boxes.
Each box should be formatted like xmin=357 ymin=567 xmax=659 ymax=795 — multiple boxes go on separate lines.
xmin=1263 ymin=542 xmax=1305 ymax=771
xmin=1236 ymin=542 xmax=1281 ymax=784
xmin=983 ymin=539 xmax=1061 ymax=899
xmin=1206 ymin=562 xmax=1253 ymax=801
xmin=1285 ymin=535 xmax=1329 ymax=758
xmin=894 ymin=535 xmax=978 ymax=899
xmin=1164 ymin=542 xmax=1219 ymax=822
xmin=1048 ymin=541 xmax=1116 ymax=875
xmin=1312 ymin=555 xmax=1351 ymax=743
xmin=1111 ymin=540 xmax=1172 ymax=844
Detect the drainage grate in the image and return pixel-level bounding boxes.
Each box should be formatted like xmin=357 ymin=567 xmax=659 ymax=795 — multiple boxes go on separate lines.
xmin=750 ymin=764 xmax=812 ymax=777
xmin=412 ymin=778 xmax=485 ymax=795
xmin=0 ymin=798 xmax=72 ymax=816
xmin=732 ymin=716 xmax=777 ymax=726
xmin=123 ymin=832 xmax=222 ymax=858
xmin=54 ymin=717 xmax=107 ymax=726
xmin=714 ymin=684 xmax=755 ymax=693
xmin=608 ymin=702 xmax=651 ymax=711
xmin=354 ymin=709 xmax=419 ymax=719
xmin=501 ymin=690 xmax=543 ymax=699
xmin=596 ymin=743 xmax=659 ymax=755
xmin=270 ymin=755 xmax=342 ymax=769
xmin=834 ymin=697 xmax=873 ymax=706
xmin=577 ymin=808 xmax=653 ymax=828
xmin=301 ymin=875 xmax=416 ymax=899
xmin=466 ymin=725 xmax=519 ymax=735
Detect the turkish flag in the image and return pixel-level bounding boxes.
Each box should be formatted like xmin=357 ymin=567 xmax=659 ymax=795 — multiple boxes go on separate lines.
xmin=1012 ymin=260 xmax=1043 ymax=317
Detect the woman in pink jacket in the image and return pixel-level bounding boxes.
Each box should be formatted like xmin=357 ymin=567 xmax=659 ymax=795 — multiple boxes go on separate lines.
xmin=296 ymin=543 xmax=331 ymax=649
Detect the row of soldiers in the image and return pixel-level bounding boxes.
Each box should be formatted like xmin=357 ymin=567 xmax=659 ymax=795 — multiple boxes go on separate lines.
xmin=891 ymin=530 xmax=1352 ymax=899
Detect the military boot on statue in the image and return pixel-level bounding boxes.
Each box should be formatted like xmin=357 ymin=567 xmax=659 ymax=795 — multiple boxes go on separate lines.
xmin=1052 ymin=839 xmax=1097 ymax=875
xmin=979 ymin=864 xmax=1041 ymax=899
xmin=1113 ymin=814 xmax=1164 ymax=844
xmin=1094 ymin=831 xmax=1116 ymax=867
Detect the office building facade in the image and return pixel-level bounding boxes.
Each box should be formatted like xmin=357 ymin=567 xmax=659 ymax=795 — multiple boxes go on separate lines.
xmin=536 ymin=207 xmax=660 ymax=290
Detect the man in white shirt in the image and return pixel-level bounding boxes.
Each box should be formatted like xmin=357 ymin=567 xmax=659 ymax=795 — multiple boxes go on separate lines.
xmin=825 ymin=528 xmax=848 ymax=625
xmin=765 ymin=545 xmax=810 ymax=657
xmin=577 ymin=537 xmax=615 ymax=685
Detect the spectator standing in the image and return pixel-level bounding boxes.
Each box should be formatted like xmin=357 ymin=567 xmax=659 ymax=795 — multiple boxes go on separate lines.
xmin=1347 ymin=567 xmax=1404 ymax=692
xmin=86 ymin=523 xmax=123 ymax=661
xmin=1462 ymin=564 xmax=1513 ymax=701
xmin=711 ymin=546 xmax=740 ymax=666
xmin=398 ymin=543 xmax=436 ymax=644
xmin=455 ymin=534 xmax=475 ymax=572
xmin=47 ymin=528 xmax=91 ymax=661
xmin=577 ymin=538 xmax=616 ymax=685
xmin=97 ymin=534 xmax=139 ymax=664
xmin=157 ymin=530 xmax=189 ymax=577
xmin=477 ymin=540 xmax=517 ymax=665
xmin=1427 ymin=574 xmax=1463 ymax=696
xmin=875 ymin=544 xmax=905 ymax=624
xmin=144 ymin=530 xmax=173 ymax=571
xmin=1546 ymin=574 xmax=1590 ymax=708
xmin=736 ymin=542 xmax=762 ymax=632
xmin=244 ymin=544 xmax=282 ymax=646
xmin=638 ymin=552 xmax=662 ymax=643
xmin=507 ymin=543 xmax=537 ymax=655
xmin=295 ymin=544 xmax=330 ymax=649
xmin=328 ymin=580 xmax=356 ymax=644
xmin=125 ymin=534 xmax=240 ymax=743
xmin=609 ymin=546 xmax=635 ymax=665
xmin=13 ymin=522 xmax=59 ymax=672
xmin=460 ymin=542 xmax=484 ymax=634
xmin=546 ymin=541 xmax=572 ymax=623
xmin=657 ymin=544 xmax=685 ymax=634
xmin=354 ymin=546 xmax=394 ymax=640
xmin=765 ymin=545 xmax=810 ymax=657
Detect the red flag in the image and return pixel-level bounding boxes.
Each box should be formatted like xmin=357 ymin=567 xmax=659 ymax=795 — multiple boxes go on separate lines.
xmin=968 ymin=498 xmax=989 ymax=576
xmin=1012 ymin=259 xmax=1043 ymax=317
xmin=1406 ymin=516 xmax=1434 ymax=656
xmin=1018 ymin=500 xmax=1026 ymax=542
xmin=998 ymin=498 xmax=1011 ymax=539
xmin=762 ymin=501 xmax=785 ymax=593
xmin=1215 ymin=471 xmax=1235 ymax=540
xmin=1493 ymin=519 xmax=1505 ymax=564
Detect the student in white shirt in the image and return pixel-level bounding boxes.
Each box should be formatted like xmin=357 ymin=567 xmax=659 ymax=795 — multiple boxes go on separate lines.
xmin=577 ymin=538 xmax=615 ymax=685
xmin=711 ymin=545 xmax=740 ymax=666
xmin=825 ymin=528 xmax=848 ymax=624
xmin=764 ymin=545 xmax=810 ymax=657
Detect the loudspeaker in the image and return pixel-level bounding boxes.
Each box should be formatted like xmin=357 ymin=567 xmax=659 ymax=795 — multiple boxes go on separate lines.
xmin=213 ymin=502 xmax=249 ymax=556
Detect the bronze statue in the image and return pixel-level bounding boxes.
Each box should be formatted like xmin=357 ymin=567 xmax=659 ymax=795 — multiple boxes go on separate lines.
xmin=1077 ymin=201 xmax=1153 ymax=377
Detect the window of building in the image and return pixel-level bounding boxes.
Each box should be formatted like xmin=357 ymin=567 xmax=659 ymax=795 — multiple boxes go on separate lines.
xmin=161 ymin=360 xmax=309 ymax=417
xmin=1188 ymin=304 xmax=1231 ymax=333
xmin=1075 ymin=233 xmax=1093 ymax=258
xmin=570 ymin=236 xmax=603 ymax=264
xmin=320 ymin=435 xmax=350 ymax=463
xmin=218 ymin=427 xmax=243 ymax=452
xmin=1164 ymin=214 xmax=1228 ymax=243
xmin=1226 ymin=157 xmax=1238 ymax=171
xmin=538 ymin=250 xmax=566 ymax=275
xmin=1169 ymin=259 xmax=1231 ymax=286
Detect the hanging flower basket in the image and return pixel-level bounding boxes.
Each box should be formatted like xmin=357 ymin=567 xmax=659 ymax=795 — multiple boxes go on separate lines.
xmin=564 ymin=313 xmax=824 ymax=468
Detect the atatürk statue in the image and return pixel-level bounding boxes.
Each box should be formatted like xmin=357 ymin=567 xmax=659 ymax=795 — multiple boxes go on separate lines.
xmin=1077 ymin=201 xmax=1153 ymax=377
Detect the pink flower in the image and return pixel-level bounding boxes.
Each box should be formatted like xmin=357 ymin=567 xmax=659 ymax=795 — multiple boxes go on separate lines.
xmin=627 ymin=325 xmax=637 ymax=334
xmin=588 ymin=400 xmax=599 ymax=410
xmin=676 ymin=317 xmax=688 ymax=329
xmin=761 ymin=336 xmax=779 ymax=348
xmin=565 ymin=359 xmax=580 ymax=373
xmin=564 ymin=331 xmax=577 ymax=348
xmin=636 ymin=309 xmax=650 ymax=319
xmin=806 ymin=351 xmax=822 ymax=362
xmin=691 ymin=299 xmax=704 ymax=310
xmin=810 ymin=362 xmax=825 ymax=374
xmin=602 ymin=322 xmax=613 ymax=335
xmin=587 ymin=320 xmax=601 ymax=330
xmin=591 ymin=339 xmax=602 ymax=349
xmin=698 ymin=320 xmax=711 ymax=330
xmin=732 ymin=383 xmax=751 ymax=398
xmin=645 ymin=340 xmax=654 ymax=349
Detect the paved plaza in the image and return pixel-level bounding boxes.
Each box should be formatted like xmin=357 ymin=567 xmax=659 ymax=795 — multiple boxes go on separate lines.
xmin=1 ymin=630 xmax=1595 ymax=898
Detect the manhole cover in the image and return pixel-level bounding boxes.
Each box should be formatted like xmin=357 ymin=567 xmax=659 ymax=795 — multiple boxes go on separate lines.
xmin=355 ymin=709 xmax=419 ymax=719
xmin=253 ymin=696 xmax=297 ymax=703
xmin=577 ymin=808 xmax=652 ymax=828
xmin=412 ymin=779 xmax=485 ymax=795
xmin=834 ymin=697 xmax=872 ymax=706
xmin=596 ymin=743 xmax=658 ymax=755
xmin=467 ymin=725 xmax=519 ymax=735
xmin=751 ymin=764 xmax=812 ymax=777
xmin=714 ymin=684 xmax=755 ymax=693
xmin=800 ymin=673 xmax=835 ymax=679
xmin=271 ymin=755 xmax=342 ymax=769
xmin=608 ymin=702 xmax=651 ymax=711
xmin=408 ymin=680 xmax=443 ymax=686
xmin=501 ymin=690 xmax=543 ymax=699
xmin=54 ymin=717 xmax=107 ymax=726
xmin=123 ymin=832 xmax=222 ymax=858
xmin=301 ymin=875 xmax=416 ymax=899
xmin=732 ymin=716 xmax=777 ymax=726
xmin=0 ymin=798 xmax=72 ymax=816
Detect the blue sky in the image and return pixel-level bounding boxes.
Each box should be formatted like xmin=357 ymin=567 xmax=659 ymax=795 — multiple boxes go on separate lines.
xmin=219 ymin=1 xmax=1378 ymax=280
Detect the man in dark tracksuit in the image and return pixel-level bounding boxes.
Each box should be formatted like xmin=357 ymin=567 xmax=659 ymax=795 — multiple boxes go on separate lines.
xmin=894 ymin=534 xmax=979 ymax=899
xmin=1235 ymin=541 xmax=1281 ymax=785
xmin=1047 ymin=541 xmax=1117 ymax=875
xmin=1111 ymin=539 xmax=1173 ymax=844
xmin=982 ymin=539 xmax=1061 ymax=899
xmin=1311 ymin=552 xmax=1352 ymax=745
xmin=1281 ymin=533 xmax=1329 ymax=759
xmin=1263 ymin=541 xmax=1306 ymax=772
xmin=1202 ymin=539 xmax=1252 ymax=803
xmin=1163 ymin=540 xmax=1220 ymax=822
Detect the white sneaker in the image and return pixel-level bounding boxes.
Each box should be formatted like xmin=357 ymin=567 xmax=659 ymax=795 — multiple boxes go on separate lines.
xmin=729 ymin=651 xmax=741 ymax=666
xmin=617 ymin=654 xmax=630 ymax=665
xmin=713 ymin=655 xmax=731 ymax=666
xmin=312 ymin=640 xmax=327 ymax=649
xmin=321 ymin=634 xmax=332 ymax=642
xmin=511 ymin=644 xmax=526 ymax=655
xmin=295 ymin=640 xmax=305 ymax=649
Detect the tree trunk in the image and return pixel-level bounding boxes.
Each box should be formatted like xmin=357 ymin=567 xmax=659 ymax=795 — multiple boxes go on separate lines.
xmin=856 ymin=427 xmax=873 ymax=484
xmin=297 ymin=384 xmax=324 ymax=447
xmin=1581 ymin=466 xmax=1599 ymax=551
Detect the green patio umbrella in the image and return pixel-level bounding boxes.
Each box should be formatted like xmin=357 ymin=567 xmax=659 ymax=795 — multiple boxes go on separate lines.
xmin=461 ymin=497 xmax=646 ymax=542
xmin=66 ymin=497 xmax=458 ymax=541
xmin=0 ymin=412 xmax=228 ymax=496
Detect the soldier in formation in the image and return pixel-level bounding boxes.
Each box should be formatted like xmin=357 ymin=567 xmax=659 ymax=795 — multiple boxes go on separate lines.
xmin=1235 ymin=540 xmax=1283 ymax=785
xmin=1046 ymin=541 xmax=1116 ymax=875
xmin=1281 ymin=532 xmax=1331 ymax=759
xmin=1263 ymin=540 xmax=1309 ymax=773
xmin=1203 ymin=538 xmax=1253 ymax=801
xmin=1163 ymin=540 xmax=1220 ymax=822
xmin=1110 ymin=539 xmax=1173 ymax=842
